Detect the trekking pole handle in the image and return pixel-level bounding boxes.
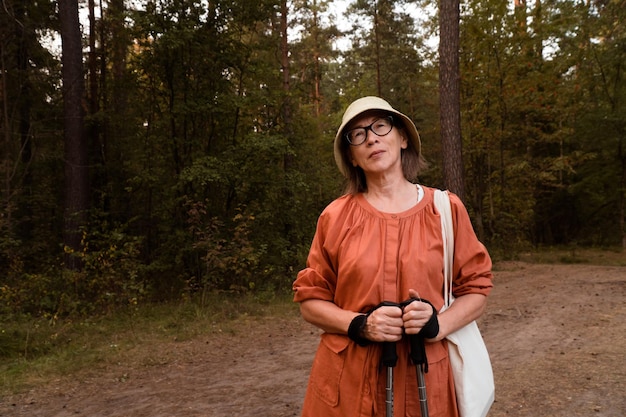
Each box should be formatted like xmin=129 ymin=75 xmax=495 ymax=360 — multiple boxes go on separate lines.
xmin=409 ymin=333 xmax=428 ymax=373
xmin=381 ymin=341 xmax=398 ymax=367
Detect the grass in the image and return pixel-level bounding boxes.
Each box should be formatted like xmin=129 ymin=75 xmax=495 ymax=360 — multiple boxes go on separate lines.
xmin=514 ymin=246 xmax=626 ymax=266
xmin=0 ymin=290 xmax=299 ymax=396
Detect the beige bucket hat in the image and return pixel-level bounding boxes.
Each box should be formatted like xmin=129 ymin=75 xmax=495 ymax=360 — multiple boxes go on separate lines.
xmin=334 ymin=96 xmax=421 ymax=177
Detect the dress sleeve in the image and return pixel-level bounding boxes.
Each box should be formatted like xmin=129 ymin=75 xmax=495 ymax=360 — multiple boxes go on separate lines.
xmin=292 ymin=209 xmax=338 ymax=303
xmin=449 ymin=193 xmax=494 ymax=297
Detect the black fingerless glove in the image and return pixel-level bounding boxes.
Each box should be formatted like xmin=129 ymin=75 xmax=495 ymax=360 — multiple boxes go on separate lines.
xmin=348 ymin=301 xmax=400 ymax=346
xmin=401 ymin=298 xmax=439 ymax=339
xmin=348 ymin=314 xmax=370 ymax=346
xmin=348 ymin=300 xmax=438 ymax=346
xmin=418 ymin=299 xmax=439 ymax=339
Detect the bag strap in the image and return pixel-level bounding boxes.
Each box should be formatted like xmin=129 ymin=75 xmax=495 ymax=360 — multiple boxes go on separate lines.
xmin=433 ymin=189 xmax=454 ymax=308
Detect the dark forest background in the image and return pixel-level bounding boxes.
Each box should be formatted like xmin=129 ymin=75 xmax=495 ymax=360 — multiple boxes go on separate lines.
xmin=1 ymin=0 xmax=625 ymax=317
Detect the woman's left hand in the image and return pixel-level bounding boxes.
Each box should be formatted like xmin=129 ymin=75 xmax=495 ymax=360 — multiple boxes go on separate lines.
xmin=402 ymin=288 xmax=437 ymax=336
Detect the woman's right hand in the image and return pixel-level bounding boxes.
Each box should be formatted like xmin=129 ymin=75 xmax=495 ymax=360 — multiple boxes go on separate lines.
xmin=362 ymin=305 xmax=404 ymax=342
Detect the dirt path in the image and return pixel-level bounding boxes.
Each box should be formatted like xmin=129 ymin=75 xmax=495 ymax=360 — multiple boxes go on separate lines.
xmin=2 ymin=262 xmax=625 ymax=416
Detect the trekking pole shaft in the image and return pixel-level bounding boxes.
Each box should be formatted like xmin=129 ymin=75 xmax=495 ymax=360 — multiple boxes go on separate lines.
xmin=409 ymin=333 xmax=429 ymax=417
xmin=416 ymin=364 xmax=429 ymax=417
xmin=381 ymin=341 xmax=397 ymax=417
xmin=386 ymin=366 xmax=393 ymax=416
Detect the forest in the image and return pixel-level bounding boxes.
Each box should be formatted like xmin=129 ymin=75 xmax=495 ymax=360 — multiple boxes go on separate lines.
xmin=1 ymin=0 xmax=625 ymax=317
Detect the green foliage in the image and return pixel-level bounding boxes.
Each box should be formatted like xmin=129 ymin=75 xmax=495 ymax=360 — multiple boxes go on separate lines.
xmin=3 ymin=0 xmax=626 ymax=319
xmin=186 ymin=202 xmax=266 ymax=293
xmin=1 ymin=224 xmax=145 ymax=317
xmin=459 ymin=0 xmax=626 ymax=249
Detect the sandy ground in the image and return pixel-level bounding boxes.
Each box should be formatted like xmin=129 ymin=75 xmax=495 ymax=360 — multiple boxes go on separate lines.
xmin=1 ymin=262 xmax=625 ymax=416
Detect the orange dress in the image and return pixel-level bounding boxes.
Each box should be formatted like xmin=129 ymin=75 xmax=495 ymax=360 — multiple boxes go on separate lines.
xmin=293 ymin=186 xmax=493 ymax=417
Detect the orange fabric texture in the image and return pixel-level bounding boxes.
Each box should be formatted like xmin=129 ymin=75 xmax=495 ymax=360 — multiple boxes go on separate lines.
xmin=293 ymin=186 xmax=493 ymax=417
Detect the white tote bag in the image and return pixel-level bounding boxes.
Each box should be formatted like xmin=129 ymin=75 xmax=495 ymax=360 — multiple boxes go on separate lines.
xmin=434 ymin=189 xmax=495 ymax=417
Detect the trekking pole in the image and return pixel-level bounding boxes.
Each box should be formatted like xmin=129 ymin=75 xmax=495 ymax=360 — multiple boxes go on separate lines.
xmin=381 ymin=341 xmax=398 ymax=417
xmin=409 ymin=334 xmax=429 ymax=417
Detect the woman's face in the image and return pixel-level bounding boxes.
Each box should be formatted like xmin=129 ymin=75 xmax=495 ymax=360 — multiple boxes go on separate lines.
xmin=346 ymin=112 xmax=408 ymax=178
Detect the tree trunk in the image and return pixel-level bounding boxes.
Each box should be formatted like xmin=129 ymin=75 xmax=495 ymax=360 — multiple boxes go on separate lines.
xmin=373 ymin=3 xmax=382 ymax=96
xmin=280 ymin=0 xmax=294 ymax=170
xmin=439 ymin=0 xmax=465 ymax=200
xmin=14 ymin=1 xmax=34 ymax=240
xmin=59 ymin=0 xmax=89 ymax=270
xmin=312 ymin=0 xmax=321 ymax=117
xmin=280 ymin=0 xmax=291 ymax=125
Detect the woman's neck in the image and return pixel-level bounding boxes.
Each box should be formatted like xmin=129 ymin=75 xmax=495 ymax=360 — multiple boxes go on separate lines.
xmin=363 ymin=178 xmax=417 ymax=213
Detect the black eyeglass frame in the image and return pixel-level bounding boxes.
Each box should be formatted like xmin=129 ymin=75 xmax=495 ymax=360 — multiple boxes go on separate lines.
xmin=344 ymin=116 xmax=394 ymax=146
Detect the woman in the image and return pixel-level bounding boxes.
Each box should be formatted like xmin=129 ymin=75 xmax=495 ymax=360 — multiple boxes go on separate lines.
xmin=292 ymin=96 xmax=493 ymax=417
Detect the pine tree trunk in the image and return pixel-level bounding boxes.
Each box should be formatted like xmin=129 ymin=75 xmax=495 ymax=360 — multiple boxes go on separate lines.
xmin=280 ymin=0 xmax=293 ymax=169
xmin=59 ymin=0 xmax=89 ymax=270
xmin=439 ymin=0 xmax=465 ymax=200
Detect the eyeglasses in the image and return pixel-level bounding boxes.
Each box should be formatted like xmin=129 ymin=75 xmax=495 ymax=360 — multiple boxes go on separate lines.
xmin=344 ymin=116 xmax=394 ymax=146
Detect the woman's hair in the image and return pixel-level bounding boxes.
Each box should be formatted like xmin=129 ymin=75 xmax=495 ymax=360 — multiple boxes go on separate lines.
xmin=339 ymin=113 xmax=428 ymax=194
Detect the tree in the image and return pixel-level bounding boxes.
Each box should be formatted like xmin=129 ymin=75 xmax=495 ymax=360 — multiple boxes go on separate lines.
xmin=59 ymin=0 xmax=89 ymax=270
xmin=341 ymin=0 xmax=431 ymax=134
xmin=563 ymin=0 xmax=626 ymax=248
xmin=456 ymin=0 xmax=533 ymax=245
xmin=7 ymin=0 xmax=626 ymax=316
xmin=0 ymin=0 xmax=60 ymax=272
xmin=291 ymin=0 xmax=340 ymax=118
xmin=439 ymin=0 xmax=464 ymax=199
